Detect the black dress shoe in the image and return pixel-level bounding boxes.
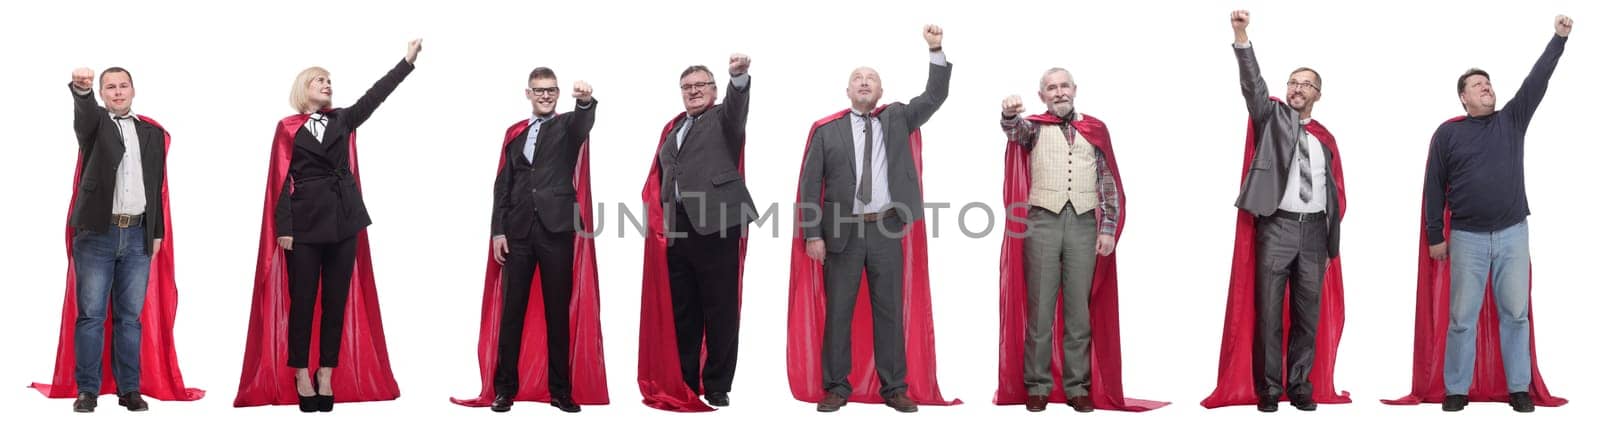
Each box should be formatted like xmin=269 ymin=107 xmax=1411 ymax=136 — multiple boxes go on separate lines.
xmin=1509 ymin=391 xmax=1534 ymax=413
xmin=1442 ymin=394 xmax=1468 ymax=412
xmin=1289 ymin=396 xmax=1317 ymax=411
xmin=817 ymin=392 xmax=848 ymax=412
xmin=705 ymin=392 xmax=729 ymax=407
xmin=118 ymin=392 xmax=149 ymax=412
xmin=1256 ymin=397 xmax=1279 ymax=413
xmin=490 ymin=394 xmax=513 ymax=412
xmin=1023 ymin=395 xmax=1047 ymax=412
xmin=73 ymin=393 xmax=97 ymax=413
xmin=551 ymin=395 xmax=581 ymax=413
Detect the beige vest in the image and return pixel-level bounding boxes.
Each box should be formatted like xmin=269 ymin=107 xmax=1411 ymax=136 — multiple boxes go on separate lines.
xmin=1029 ymin=124 xmax=1099 ymax=215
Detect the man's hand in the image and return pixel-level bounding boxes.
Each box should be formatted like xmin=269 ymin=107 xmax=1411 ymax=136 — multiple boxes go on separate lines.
xmin=1001 ymin=95 xmax=1026 ymax=118
xmin=152 ymin=239 xmax=162 ymax=255
xmin=71 ymin=67 xmax=95 ymax=91
xmin=1556 ymin=15 xmax=1574 ymax=37
xmin=729 ymin=53 xmax=751 ymax=76
xmin=277 ymin=236 xmax=294 ymax=251
xmin=1231 ymin=10 xmax=1251 ymax=44
xmin=1095 ymin=234 xmax=1116 ymax=256
xmin=924 ymin=24 xmax=943 ymax=50
xmin=1429 ymin=241 xmax=1448 ymax=260
xmin=572 ymin=80 xmax=593 ymax=103
xmin=492 ymin=235 xmax=509 ymax=265
xmin=806 ymin=238 xmax=826 ymax=263
xmin=405 ymin=38 xmax=423 ymax=64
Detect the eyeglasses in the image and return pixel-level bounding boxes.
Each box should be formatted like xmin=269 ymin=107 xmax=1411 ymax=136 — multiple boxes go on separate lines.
xmin=528 ymin=86 xmax=559 ymax=96
xmin=1286 ymin=80 xmax=1320 ymax=91
xmin=680 ymin=81 xmax=716 ymax=92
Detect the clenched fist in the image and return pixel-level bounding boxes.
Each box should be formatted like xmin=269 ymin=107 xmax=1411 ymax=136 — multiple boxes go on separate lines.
xmin=71 ymin=67 xmax=95 ymax=91
xmin=1231 ymin=10 xmax=1251 ymax=44
xmin=1556 ymin=15 xmax=1574 ymax=37
xmin=1001 ymin=95 xmax=1025 ymax=118
xmin=572 ymin=80 xmax=593 ymax=103
xmin=729 ymin=53 xmax=751 ymax=76
xmin=924 ymin=24 xmax=944 ymax=49
xmin=405 ymin=38 xmax=423 ymax=64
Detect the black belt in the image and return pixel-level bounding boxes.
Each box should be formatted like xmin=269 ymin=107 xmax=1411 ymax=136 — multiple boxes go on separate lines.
xmin=860 ymin=208 xmax=898 ymax=222
xmin=1270 ymin=210 xmax=1326 ymax=223
xmin=111 ymin=213 xmax=144 ymax=228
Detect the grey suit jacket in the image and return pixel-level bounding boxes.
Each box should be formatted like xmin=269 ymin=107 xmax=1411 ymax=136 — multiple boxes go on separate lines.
xmin=800 ymin=61 xmax=952 ymax=253
xmin=658 ymin=76 xmax=754 ymax=235
xmin=1234 ymin=45 xmax=1342 ymax=257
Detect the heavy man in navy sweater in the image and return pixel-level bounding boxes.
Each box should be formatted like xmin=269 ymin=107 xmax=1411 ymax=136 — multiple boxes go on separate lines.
xmin=1423 ymin=15 xmax=1572 ymax=414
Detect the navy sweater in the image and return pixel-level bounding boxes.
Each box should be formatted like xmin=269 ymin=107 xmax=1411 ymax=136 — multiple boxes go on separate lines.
xmin=1424 ymin=35 xmax=1567 ymax=245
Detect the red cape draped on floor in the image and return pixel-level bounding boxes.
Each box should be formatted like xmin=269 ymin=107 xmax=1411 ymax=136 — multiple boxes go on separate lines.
xmin=637 ymin=108 xmax=747 ymax=412
xmin=233 ymin=114 xmax=399 ymax=407
xmin=991 ymin=113 xmax=1164 ymax=411
xmin=451 ymin=119 xmax=609 ymax=407
xmin=1381 ymin=116 xmax=1564 ymax=407
xmin=32 ymin=115 xmax=204 ymax=401
xmin=785 ymin=107 xmax=959 ymax=406
xmin=1201 ymin=112 xmax=1352 ymax=408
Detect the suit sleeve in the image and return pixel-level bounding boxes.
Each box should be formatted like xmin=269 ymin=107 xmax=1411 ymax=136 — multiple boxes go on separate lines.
xmin=1234 ymin=44 xmax=1275 ymax=124
xmin=904 ymin=62 xmax=952 ymax=129
xmin=342 ymin=59 xmax=416 ymax=130
xmin=491 ymin=143 xmax=511 ymax=237
xmin=276 ymin=178 xmax=293 ymax=237
xmin=565 ymin=98 xmax=597 ymax=147
xmin=71 ymin=83 xmax=103 ymax=147
xmin=800 ymin=129 xmax=826 ymax=240
xmin=720 ymin=74 xmax=751 ymax=153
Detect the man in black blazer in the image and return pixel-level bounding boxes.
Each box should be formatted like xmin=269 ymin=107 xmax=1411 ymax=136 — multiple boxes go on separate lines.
xmin=800 ymin=25 xmax=950 ymax=413
xmin=488 ymin=67 xmax=595 ymax=413
xmin=656 ymin=53 xmax=753 ymax=407
xmin=66 ymin=66 xmax=166 ymax=413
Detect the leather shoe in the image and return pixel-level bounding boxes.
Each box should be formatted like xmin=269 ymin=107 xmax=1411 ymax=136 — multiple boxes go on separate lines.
xmin=884 ymin=393 xmax=918 ymax=413
xmin=1024 ymin=395 xmax=1047 ymax=412
xmin=817 ymin=392 xmax=848 ymax=412
xmin=73 ymin=392 xmax=97 ymax=413
xmin=705 ymin=391 xmax=729 ymax=407
xmin=1442 ymin=394 xmax=1468 ymax=412
xmin=1256 ymin=397 xmax=1278 ymax=413
xmin=118 ymin=392 xmax=149 ymax=412
xmin=1066 ymin=395 xmax=1094 ymax=413
xmin=1509 ymin=391 xmax=1534 ymax=413
xmin=551 ymin=395 xmax=581 ymax=413
xmin=490 ymin=394 xmax=513 ymax=413
xmin=1290 ymin=396 xmax=1317 ymax=411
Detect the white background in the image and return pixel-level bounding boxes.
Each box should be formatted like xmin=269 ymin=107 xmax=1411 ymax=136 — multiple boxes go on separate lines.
xmin=1 ymin=0 xmax=1594 ymax=429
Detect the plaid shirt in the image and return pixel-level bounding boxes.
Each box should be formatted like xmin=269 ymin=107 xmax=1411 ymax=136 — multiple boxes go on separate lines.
xmin=1002 ymin=114 xmax=1121 ymax=236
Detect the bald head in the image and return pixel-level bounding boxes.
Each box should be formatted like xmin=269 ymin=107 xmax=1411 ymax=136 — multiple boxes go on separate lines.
xmin=1038 ymin=67 xmax=1077 ymax=118
xmin=846 ymin=66 xmax=883 ymax=111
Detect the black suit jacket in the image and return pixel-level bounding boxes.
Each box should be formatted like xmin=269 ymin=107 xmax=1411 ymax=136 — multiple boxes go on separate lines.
xmin=491 ymin=100 xmax=597 ymax=240
xmin=276 ymin=59 xmax=413 ymax=243
xmin=69 ymin=84 xmax=167 ymax=251
xmin=800 ymin=61 xmax=951 ymax=253
xmin=657 ymin=76 xmax=754 ymax=235
xmin=1234 ymin=45 xmax=1342 ymax=257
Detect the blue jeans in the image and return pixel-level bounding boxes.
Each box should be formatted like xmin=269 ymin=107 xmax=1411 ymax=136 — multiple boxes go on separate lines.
xmin=72 ymin=224 xmax=150 ymax=395
xmin=1444 ymin=221 xmax=1531 ymax=395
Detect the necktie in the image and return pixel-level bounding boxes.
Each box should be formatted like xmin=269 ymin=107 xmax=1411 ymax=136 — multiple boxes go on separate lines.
xmin=857 ymin=113 xmax=874 ymax=206
xmin=1296 ymin=130 xmax=1313 ymax=203
xmin=308 ymin=113 xmax=328 ymax=143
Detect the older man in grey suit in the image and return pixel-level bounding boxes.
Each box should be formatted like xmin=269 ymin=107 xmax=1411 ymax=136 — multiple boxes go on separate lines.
xmin=800 ymin=24 xmax=950 ymax=414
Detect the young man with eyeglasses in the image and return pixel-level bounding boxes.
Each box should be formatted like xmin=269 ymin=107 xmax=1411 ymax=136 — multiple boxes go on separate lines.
xmin=486 ymin=67 xmax=596 ymax=413
xmin=1206 ymin=10 xmax=1350 ymax=413
xmin=639 ymin=53 xmax=752 ymax=410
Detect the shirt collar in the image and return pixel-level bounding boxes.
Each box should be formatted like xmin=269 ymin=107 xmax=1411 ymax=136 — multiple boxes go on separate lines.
xmin=531 ymin=112 xmax=555 ymax=124
xmin=109 ymin=111 xmax=137 ymax=121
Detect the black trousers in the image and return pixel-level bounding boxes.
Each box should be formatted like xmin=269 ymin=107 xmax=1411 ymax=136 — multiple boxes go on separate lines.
xmin=1252 ymin=215 xmax=1329 ymax=400
xmin=494 ymin=214 xmax=576 ymax=398
xmin=667 ymin=204 xmax=742 ymax=394
xmin=821 ymin=214 xmax=908 ymax=398
xmin=286 ymin=235 xmax=358 ymax=368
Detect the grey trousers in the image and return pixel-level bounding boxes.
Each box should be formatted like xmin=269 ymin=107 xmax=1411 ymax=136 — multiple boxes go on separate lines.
xmin=1023 ymin=204 xmax=1097 ymax=397
xmin=821 ymin=214 xmax=908 ymax=398
xmin=1252 ymin=215 xmax=1328 ymax=400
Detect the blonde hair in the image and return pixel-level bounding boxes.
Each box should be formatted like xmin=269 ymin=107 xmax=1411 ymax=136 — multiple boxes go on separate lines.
xmin=289 ymin=66 xmax=330 ymax=114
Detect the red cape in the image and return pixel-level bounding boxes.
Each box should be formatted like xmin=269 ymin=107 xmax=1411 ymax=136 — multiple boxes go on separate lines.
xmin=992 ymin=113 xmax=1165 ymax=411
xmin=451 ymin=119 xmax=609 ymax=407
xmin=637 ymin=108 xmax=747 ymax=412
xmin=233 ymin=114 xmax=400 ymax=407
xmin=1381 ymin=116 xmax=1565 ymax=407
xmin=784 ymin=107 xmax=959 ymax=406
xmin=1201 ymin=112 xmax=1352 ymax=408
xmin=32 ymin=116 xmax=205 ymax=401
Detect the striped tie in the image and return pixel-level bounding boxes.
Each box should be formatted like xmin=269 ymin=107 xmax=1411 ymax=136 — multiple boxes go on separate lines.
xmin=1296 ymin=131 xmax=1313 ymax=203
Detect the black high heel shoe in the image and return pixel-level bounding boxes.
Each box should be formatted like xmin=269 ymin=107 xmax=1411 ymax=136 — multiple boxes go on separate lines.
xmin=297 ymin=375 xmax=317 ymax=413
xmin=316 ymin=374 xmax=334 ymax=412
